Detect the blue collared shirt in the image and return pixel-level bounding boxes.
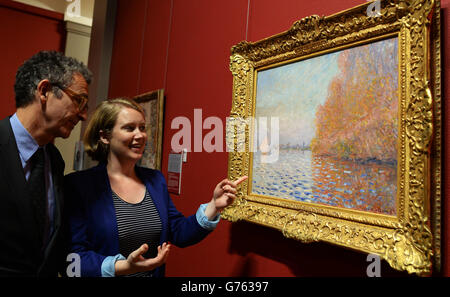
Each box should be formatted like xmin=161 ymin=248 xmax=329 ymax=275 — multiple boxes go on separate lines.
xmin=10 ymin=113 xmax=56 ymax=242
xmin=101 ymin=203 xmax=220 ymax=276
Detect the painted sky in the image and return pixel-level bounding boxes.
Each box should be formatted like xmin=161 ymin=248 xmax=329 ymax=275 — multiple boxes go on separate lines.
xmin=255 ymin=52 xmax=340 ymax=146
xmin=254 ymin=37 xmax=398 ymax=147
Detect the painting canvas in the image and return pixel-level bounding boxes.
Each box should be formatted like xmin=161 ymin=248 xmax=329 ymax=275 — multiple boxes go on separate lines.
xmin=251 ymin=37 xmax=398 ymax=216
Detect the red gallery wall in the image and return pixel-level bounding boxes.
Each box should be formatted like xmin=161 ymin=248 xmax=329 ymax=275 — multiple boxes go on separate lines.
xmin=109 ymin=0 xmax=450 ymax=276
xmin=0 ymin=0 xmax=65 ymax=119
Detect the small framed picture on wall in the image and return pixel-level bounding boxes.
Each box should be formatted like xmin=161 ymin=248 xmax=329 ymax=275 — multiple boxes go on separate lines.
xmin=133 ymin=89 xmax=165 ymax=171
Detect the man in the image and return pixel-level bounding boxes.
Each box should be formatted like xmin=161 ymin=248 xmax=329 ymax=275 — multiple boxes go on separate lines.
xmin=0 ymin=51 xmax=92 ymax=276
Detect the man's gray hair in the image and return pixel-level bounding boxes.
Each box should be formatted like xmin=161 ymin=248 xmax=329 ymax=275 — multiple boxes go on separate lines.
xmin=14 ymin=51 xmax=93 ymax=108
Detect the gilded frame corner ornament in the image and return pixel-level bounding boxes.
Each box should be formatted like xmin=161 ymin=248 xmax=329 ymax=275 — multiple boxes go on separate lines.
xmin=224 ymin=0 xmax=441 ymax=275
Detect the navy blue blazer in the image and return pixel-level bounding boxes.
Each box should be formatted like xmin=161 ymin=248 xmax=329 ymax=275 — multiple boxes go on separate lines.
xmin=64 ymin=163 xmax=211 ymax=277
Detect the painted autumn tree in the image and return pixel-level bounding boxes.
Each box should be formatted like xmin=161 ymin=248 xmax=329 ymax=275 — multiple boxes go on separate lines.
xmin=311 ymin=38 xmax=398 ymax=164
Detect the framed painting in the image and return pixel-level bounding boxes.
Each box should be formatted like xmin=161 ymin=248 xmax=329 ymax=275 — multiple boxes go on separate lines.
xmin=133 ymin=89 xmax=165 ymax=171
xmin=223 ymin=0 xmax=441 ymax=275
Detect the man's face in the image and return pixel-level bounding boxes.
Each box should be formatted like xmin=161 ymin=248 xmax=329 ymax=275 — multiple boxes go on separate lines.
xmin=44 ymin=73 xmax=89 ymax=139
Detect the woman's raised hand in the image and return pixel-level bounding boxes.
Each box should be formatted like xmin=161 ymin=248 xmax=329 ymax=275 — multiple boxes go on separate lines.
xmin=204 ymin=176 xmax=248 ymax=220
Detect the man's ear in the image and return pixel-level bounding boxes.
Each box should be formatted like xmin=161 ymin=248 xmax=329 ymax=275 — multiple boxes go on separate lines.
xmin=99 ymin=130 xmax=110 ymax=145
xmin=36 ymin=79 xmax=52 ymax=104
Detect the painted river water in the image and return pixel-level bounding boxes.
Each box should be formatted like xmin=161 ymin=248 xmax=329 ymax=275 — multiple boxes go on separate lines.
xmin=251 ymin=150 xmax=397 ymax=216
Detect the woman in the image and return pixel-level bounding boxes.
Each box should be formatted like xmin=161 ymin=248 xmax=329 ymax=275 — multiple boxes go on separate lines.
xmin=64 ymin=98 xmax=246 ymax=277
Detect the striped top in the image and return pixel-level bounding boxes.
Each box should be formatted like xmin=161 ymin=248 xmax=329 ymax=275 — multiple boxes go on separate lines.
xmin=112 ymin=189 xmax=162 ymax=277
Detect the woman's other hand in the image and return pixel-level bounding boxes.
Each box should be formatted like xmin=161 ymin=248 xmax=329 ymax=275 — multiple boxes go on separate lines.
xmin=115 ymin=242 xmax=170 ymax=275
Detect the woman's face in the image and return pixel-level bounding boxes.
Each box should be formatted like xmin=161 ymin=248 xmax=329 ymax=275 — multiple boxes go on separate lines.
xmin=106 ymin=107 xmax=147 ymax=162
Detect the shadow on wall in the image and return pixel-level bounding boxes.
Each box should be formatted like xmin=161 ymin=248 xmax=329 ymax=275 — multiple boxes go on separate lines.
xmin=228 ymin=221 xmax=410 ymax=277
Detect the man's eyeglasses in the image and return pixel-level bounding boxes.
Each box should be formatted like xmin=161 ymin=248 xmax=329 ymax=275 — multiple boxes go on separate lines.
xmin=54 ymin=84 xmax=89 ymax=112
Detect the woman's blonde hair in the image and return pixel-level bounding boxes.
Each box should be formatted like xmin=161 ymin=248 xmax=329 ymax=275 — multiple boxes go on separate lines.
xmin=83 ymin=97 xmax=145 ymax=162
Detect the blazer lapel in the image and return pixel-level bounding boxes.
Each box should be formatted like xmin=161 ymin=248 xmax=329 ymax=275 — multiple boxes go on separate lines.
xmin=97 ymin=164 xmax=121 ymax=254
xmin=41 ymin=143 xmax=65 ymax=259
xmin=0 ymin=118 xmax=41 ymax=251
xmin=38 ymin=144 xmax=66 ymax=276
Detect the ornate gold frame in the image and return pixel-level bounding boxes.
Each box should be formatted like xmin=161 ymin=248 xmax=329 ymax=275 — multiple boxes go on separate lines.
xmin=223 ymin=0 xmax=441 ymax=275
xmin=134 ymin=89 xmax=165 ymax=171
